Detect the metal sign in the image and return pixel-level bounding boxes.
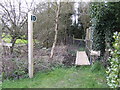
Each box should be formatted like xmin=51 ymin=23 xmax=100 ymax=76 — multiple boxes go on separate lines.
xmin=31 ymin=15 xmax=37 ymax=22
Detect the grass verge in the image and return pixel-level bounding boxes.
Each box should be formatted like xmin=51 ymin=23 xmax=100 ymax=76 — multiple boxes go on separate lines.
xmin=2 ymin=66 xmax=108 ymax=88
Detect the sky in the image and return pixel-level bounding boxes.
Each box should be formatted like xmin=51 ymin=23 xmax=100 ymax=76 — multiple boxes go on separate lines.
xmin=27 ymin=0 xmax=90 ymax=2
xmin=1 ymin=0 xmax=120 ymax=4
xmin=72 ymin=2 xmax=79 ymax=24
xmin=0 ymin=0 xmax=86 ymax=24
xmin=26 ymin=0 xmax=120 ymax=2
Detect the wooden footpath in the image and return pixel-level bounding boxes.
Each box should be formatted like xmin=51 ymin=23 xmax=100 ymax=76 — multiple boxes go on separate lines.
xmin=75 ymin=51 xmax=90 ymax=65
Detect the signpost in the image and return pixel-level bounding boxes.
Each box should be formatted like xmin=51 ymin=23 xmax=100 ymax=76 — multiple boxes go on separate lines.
xmin=28 ymin=11 xmax=36 ymax=78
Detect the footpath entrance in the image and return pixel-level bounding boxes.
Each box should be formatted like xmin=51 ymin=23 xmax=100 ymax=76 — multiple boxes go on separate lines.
xmin=74 ymin=27 xmax=100 ymax=65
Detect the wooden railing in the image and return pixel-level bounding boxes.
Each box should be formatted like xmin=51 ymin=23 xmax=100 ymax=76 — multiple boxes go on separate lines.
xmin=72 ymin=36 xmax=100 ymax=64
xmin=85 ymin=39 xmax=100 ymax=64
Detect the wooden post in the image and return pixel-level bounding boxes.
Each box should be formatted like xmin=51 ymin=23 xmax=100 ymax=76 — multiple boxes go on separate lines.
xmin=28 ymin=11 xmax=33 ymax=78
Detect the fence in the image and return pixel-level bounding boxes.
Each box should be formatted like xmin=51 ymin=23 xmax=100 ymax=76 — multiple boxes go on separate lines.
xmin=72 ymin=38 xmax=85 ymax=48
xmin=72 ymin=27 xmax=100 ymax=64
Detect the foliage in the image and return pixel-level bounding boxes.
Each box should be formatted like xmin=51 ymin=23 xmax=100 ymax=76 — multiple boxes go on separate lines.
xmin=2 ymin=66 xmax=108 ymax=88
xmin=90 ymin=2 xmax=120 ymax=59
xmin=34 ymin=2 xmax=55 ymax=48
xmin=78 ymin=2 xmax=90 ymax=39
xmin=34 ymin=2 xmax=74 ymax=47
xmin=90 ymin=61 xmax=105 ymax=72
xmin=70 ymin=22 xmax=84 ymax=39
xmin=2 ymin=57 xmax=28 ymax=80
xmin=2 ymin=45 xmax=73 ymax=80
xmin=106 ymin=32 xmax=120 ymax=88
xmin=78 ymin=47 xmax=85 ymax=51
xmin=59 ymin=10 xmax=73 ymax=43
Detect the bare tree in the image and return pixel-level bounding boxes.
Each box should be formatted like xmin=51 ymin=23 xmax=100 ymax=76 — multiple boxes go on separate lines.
xmin=50 ymin=2 xmax=61 ymax=58
xmin=0 ymin=0 xmax=34 ymax=53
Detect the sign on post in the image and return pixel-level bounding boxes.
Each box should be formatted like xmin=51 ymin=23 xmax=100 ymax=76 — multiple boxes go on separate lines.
xmin=31 ymin=15 xmax=37 ymax=22
xmin=28 ymin=11 xmax=36 ymax=78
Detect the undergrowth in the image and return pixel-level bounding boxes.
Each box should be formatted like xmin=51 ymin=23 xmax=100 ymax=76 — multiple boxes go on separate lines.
xmin=2 ymin=64 xmax=108 ymax=88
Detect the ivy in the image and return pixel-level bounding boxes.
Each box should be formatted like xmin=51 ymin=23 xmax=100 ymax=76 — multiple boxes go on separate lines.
xmin=106 ymin=32 xmax=120 ymax=88
xmin=89 ymin=2 xmax=120 ymax=60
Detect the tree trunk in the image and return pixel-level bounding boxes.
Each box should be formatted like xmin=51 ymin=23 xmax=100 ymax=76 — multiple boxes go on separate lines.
xmin=50 ymin=2 xmax=61 ymax=58
xmin=10 ymin=37 xmax=16 ymax=54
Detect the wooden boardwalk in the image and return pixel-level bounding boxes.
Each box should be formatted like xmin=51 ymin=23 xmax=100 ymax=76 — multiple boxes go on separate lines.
xmin=75 ymin=51 xmax=90 ymax=65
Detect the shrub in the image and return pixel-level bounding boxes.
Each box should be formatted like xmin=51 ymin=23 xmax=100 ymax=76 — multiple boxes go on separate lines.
xmin=106 ymin=32 xmax=120 ymax=88
xmin=90 ymin=61 xmax=105 ymax=72
xmin=2 ymin=57 xmax=28 ymax=80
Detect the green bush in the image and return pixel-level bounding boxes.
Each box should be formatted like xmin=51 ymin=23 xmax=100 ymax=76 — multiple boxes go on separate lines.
xmin=106 ymin=32 xmax=120 ymax=88
xmin=90 ymin=61 xmax=105 ymax=72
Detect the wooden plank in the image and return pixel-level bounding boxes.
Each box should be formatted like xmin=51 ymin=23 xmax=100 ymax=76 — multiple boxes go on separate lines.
xmin=90 ymin=50 xmax=100 ymax=56
xmin=75 ymin=51 xmax=90 ymax=65
xmin=73 ymin=38 xmax=85 ymax=41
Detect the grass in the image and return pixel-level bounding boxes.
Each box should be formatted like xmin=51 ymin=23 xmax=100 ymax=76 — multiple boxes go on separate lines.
xmin=2 ymin=33 xmax=39 ymax=44
xmin=78 ymin=47 xmax=85 ymax=51
xmin=2 ymin=33 xmax=27 ymax=44
xmin=2 ymin=66 xmax=108 ymax=88
xmin=15 ymin=39 xmax=28 ymax=44
xmin=2 ymin=37 xmax=28 ymax=44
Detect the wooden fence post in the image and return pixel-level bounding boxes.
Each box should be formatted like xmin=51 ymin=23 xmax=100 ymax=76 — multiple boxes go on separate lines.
xmin=28 ymin=11 xmax=33 ymax=78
